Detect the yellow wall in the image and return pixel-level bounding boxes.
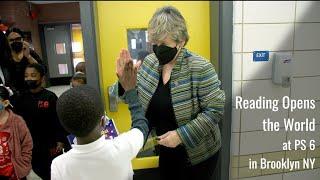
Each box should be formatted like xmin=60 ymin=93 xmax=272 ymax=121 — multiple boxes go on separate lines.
xmin=71 ymin=27 xmax=85 ymax=66
xmin=94 ymin=1 xmax=210 ymax=169
xmin=72 ymin=28 xmax=83 ymax=45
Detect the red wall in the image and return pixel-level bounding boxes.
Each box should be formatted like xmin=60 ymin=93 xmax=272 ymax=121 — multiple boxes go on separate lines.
xmin=36 ymin=2 xmax=80 ymax=24
xmin=0 ymin=1 xmax=42 ymax=56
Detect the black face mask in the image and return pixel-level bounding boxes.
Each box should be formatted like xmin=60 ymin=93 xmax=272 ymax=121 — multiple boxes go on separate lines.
xmin=10 ymin=41 xmax=23 ymax=53
xmin=25 ymin=80 xmax=40 ymax=89
xmin=153 ymin=44 xmax=178 ymax=65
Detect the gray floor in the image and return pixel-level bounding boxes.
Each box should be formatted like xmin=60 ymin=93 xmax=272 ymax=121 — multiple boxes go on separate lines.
xmin=46 ymin=85 xmax=70 ymax=97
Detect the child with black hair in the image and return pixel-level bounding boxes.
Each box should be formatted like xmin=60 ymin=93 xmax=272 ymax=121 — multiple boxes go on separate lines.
xmin=13 ymin=63 xmax=67 ymax=180
xmin=70 ymin=72 xmax=86 ymax=88
xmin=0 ymin=85 xmax=32 ymax=180
xmin=75 ymin=62 xmax=85 ymax=74
xmin=51 ymin=60 xmax=149 ymax=180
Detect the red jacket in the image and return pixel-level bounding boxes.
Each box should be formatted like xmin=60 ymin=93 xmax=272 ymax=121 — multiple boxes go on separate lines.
xmin=0 ymin=110 xmax=33 ymax=179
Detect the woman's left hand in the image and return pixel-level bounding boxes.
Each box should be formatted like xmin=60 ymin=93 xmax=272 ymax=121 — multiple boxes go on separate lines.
xmin=157 ymin=130 xmax=182 ymax=148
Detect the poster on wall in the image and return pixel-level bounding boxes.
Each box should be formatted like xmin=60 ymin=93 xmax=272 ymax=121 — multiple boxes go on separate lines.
xmin=56 ymin=43 xmax=66 ymax=55
xmin=58 ymin=64 xmax=68 ymax=75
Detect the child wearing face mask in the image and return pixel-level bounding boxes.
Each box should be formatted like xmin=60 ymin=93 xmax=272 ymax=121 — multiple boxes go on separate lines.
xmin=12 ymin=64 xmax=68 ymax=180
xmin=0 ymin=85 xmax=33 ymax=180
xmin=51 ymin=57 xmax=149 ymax=179
xmin=52 ymin=85 xmax=149 ymax=180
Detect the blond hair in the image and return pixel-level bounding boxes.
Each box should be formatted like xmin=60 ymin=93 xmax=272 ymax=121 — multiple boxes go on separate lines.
xmin=148 ymin=6 xmax=189 ymax=45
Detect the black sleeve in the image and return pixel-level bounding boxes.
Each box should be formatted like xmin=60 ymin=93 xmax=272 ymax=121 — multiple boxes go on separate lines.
xmin=49 ymin=93 xmax=68 ymax=144
xmin=1 ymin=62 xmax=18 ymax=94
xmin=30 ymin=50 xmax=42 ymax=64
xmin=124 ymin=89 xmax=149 ymax=144
xmin=10 ymin=93 xmax=22 ymax=115
xmin=118 ymin=82 xmax=125 ymax=97
xmin=30 ymin=50 xmax=48 ymax=74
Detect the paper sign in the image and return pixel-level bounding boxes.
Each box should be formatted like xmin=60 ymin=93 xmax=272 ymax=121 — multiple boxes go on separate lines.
xmin=56 ymin=43 xmax=66 ymax=54
xmin=131 ymin=39 xmax=136 ymax=49
xmin=58 ymin=64 xmax=68 ymax=75
xmin=253 ymin=51 xmax=269 ymax=62
xmin=145 ymin=31 xmax=148 ymax=42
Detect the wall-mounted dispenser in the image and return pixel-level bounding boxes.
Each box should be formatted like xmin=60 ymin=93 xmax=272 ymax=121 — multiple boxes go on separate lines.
xmin=272 ymin=52 xmax=292 ymax=87
xmin=108 ymin=85 xmax=119 ymax=112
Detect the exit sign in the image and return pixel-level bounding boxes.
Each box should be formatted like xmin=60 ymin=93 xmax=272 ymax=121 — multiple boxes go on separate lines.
xmin=253 ymin=51 xmax=269 ymax=62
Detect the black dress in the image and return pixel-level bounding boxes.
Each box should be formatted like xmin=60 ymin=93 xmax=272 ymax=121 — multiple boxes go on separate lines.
xmin=145 ymin=77 xmax=219 ymax=180
xmin=146 ymin=78 xmax=190 ymax=180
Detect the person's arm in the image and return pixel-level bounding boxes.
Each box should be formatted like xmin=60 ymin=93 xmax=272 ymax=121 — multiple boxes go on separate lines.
xmin=50 ymin=94 xmax=67 ymax=152
xmin=29 ymin=49 xmax=43 ymax=64
xmin=124 ymin=88 xmax=149 ymax=142
xmin=26 ymin=54 xmax=38 ymax=64
xmin=30 ymin=49 xmax=48 ymax=74
xmin=113 ymin=50 xmax=148 ymax=159
xmin=23 ymin=41 xmax=38 ymax=64
xmin=18 ymin=118 xmax=33 ymax=174
xmin=110 ymin=49 xmax=143 ymax=102
xmin=112 ymin=88 xmax=149 ymax=160
xmin=118 ymin=81 xmax=125 ymax=96
xmin=118 ymin=53 xmax=148 ymax=138
xmin=176 ymin=62 xmax=225 ymax=149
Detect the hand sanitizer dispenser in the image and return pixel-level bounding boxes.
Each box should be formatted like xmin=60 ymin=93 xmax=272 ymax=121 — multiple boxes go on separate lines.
xmin=272 ymin=52 xmax=292 ymax=87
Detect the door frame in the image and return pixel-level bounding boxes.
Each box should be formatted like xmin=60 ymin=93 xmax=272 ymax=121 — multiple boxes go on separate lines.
xmin=39 ymin=22 xmax=79 ymax=86
xmin=79 ymin=1 xmax=233 ymax=180
xmin=79 ymin=2 xmax=101 ymax=94
xmin=214 ymin=2 xmax=233 ymax=180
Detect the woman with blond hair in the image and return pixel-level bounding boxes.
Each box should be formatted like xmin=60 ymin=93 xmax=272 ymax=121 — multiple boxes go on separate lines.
xmin=116 ymin=6 xmax=225 ymax=180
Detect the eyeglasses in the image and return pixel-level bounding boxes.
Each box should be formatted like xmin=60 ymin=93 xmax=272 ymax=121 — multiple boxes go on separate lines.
xmin=8 ymin=37 xmax=23 ymax=42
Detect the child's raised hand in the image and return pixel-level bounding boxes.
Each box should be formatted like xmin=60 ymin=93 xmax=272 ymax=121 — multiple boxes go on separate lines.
xmin=116 ymin=49 xmax=129 ymax=78
xmin=116 ymin=49 xmax=139 ymax=91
